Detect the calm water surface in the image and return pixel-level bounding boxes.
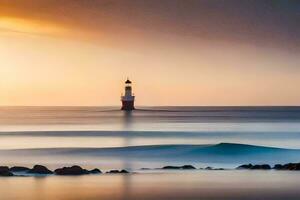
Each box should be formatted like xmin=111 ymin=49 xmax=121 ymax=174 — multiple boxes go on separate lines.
xmin=1 ymin=107 xmax=300 ymax=200
xmin=1 ymin=106 xmax=300 ymax=149
xmin=1 ymin=171 xmax=300 ymax=200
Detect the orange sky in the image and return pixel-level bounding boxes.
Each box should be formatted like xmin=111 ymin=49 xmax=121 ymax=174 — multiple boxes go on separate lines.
xmin=0 ymin=0 xmax=299 ymax=106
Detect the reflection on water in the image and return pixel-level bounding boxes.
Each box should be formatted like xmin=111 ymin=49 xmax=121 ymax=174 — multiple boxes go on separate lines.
xmin=1 ymin=171 xmax=300 ymax=200
xmin=1 ymin=107 xmax=300 ymax=149
xmin=1 ymin=106 xmax=300 ymax=132
xmin=121 ymin=111 xmax=133 ymax=200
xmin=1 ymin=107 xmax=300 ymax=199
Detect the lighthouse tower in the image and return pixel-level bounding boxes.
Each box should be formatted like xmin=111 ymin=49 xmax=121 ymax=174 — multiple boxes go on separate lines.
xmin=121 ymin=79 xmax=135 ymax=111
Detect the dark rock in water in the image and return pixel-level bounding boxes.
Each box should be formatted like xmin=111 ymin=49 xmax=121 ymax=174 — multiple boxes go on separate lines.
xmin=273 ymin=163 xmax=300 ymax=170
xmin=55 ymin=166 xmax=89 ymax=175
xmin=162 ymin=165 xmax=196 ymax=170
xmin=89 ymin=168 xmax=102 ymax=174
xmin=282 ymin=163 xmax=296 ymax=170
xmin=286 ymin=163 xmax=300 ymax=170
xmin=106 ymin=169 xmax=129 ymax=174
xmin=54 ymin=166 xmax=101 ymax=175
xmin=290 ymin=163 xmax=300 ymax=170
xmin=107 ymin=170 xmax=119 ymax=173
xmin=28 ymin=165 xmax=53 ymax=174
xmin=237 ymin=164 xmax=253 ymax=169
xmin=162 ymin=166 xmax=181 ymax=170
xmin=273 ymin=164 xmax=284 ymax=170
xmin=140 ymin=168 xmax=151 ymax=170
xmin=0 ymin=166 xmax=13 ymax=177
xmin=10 ymin=166 xmax=30 ymax=172
xmin=0 ymin=171 xmax=13 ymax=176
xmin=238 ymin=163 xmax=300 ymax=170
xmin=202 ymin=167 xmax=225 ymax=170
xmin=181 ymin=165 xmax=196 ymax=169
xmin=0 ymin=166 xmax=9 ymax=171
xmin=251 ymin=164 xmax=271 ymax=170
xmin=237 ymin=164 xmax=271 ymax=170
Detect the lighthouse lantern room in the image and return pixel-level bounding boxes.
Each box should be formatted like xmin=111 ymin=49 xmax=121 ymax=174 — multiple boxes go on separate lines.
xmin=121 ymin=79 xmax=135 ymax=111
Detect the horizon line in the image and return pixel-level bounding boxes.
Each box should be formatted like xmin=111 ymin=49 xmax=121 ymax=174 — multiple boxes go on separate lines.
xmin=1 ymin=105 xmax=300 ymax=107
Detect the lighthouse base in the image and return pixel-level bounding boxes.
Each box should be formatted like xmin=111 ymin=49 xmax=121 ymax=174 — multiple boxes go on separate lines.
xmin=121 ymin=100 xmax=135 ymax=111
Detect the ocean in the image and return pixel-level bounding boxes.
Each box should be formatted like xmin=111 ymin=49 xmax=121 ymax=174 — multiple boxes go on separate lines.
xmin=1 ymin=106 xmax=300 ymax=166
xmin=1 ymin=106 xmax=300 ymax=200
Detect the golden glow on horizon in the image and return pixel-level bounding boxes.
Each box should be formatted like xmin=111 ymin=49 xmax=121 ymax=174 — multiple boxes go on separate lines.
xmin=0 ymin=11 xmax=299 ymax=106
xmin=0 ymin=17 xmax=66 ymax=35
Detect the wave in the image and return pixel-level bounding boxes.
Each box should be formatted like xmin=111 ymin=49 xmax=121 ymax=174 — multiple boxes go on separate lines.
xmin=2 ymin=143 xmax=300 ymax=164
xmin=2 ymin=130 xmax=300 ymax=141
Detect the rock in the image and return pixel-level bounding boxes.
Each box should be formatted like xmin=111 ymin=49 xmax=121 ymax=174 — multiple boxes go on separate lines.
xmin=238 ymin=163 xmax=300 ymax=170
xmin=54 ymin=166 xmax=89 ymax=175
xmin=162 ymin=166 xmax=181 ymax=170
xmin=290 ymin=163 xmax=300 ymax=170
xmin=273 ymin=164 xmax=284 ymax=170
xmin=0 ymin=166 xmax=9 ymax=171
xmin=89 ymin=168 xmax=102 ymax=174
xmin=288 ymin=163 xmax=300 ymax=170
xmin=28 ymin=165 xmax=53 ymax=174
xmin=107 ymin=170 xmax=120 ymax=173
xmin=162 ymin=165 xmax=196 ymax=170
xmin=282 ymin=163 xmax=297 ymax=170
xmin=0 ymin=171 xmax=13 ymax=176
xmin=202 ymin=167 xmax=225 ymax=170
xmin=237 ymin=164 xmax=253 ymax=169
xmin=0 ymin=166 xmax=13 ymax=177
xmin=140 ymin=168 xmax=151 ymax=170
xmin=251 ymin=164 xmax=271 ymax=170
xmin=106 ymin=169 xmax=129 ymax=174
xmin=273 ymin=163 xmax=300 ymax=170
xmin=10 ymin=166 xmax=30 ymax=172
xmin=237 ymin=164 xmax=271 ymax=170
xmin=181 ymin=165 xmax=196 ymax=169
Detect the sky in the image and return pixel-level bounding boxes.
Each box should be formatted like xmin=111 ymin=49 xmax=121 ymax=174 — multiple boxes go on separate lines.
xmin=0 ymin=0 xmax=299 ymax=106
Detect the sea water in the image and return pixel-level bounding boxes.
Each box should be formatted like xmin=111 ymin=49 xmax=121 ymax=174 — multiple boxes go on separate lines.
xmin=1 ymin=106 xmax=300 ymax=148
xmin=1 ymin=106 xmax=300 ymax=199
xmin=0 ymin=106 xmax=300 ymax=168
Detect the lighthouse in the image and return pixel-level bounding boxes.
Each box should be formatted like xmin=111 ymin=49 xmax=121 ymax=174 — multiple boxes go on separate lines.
xmin=121 ymin=78 xmax=135 ymax=111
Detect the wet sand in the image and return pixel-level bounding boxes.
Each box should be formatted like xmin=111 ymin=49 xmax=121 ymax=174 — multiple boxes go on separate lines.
xmin=1 ymin=170 xmax=300 ymax=200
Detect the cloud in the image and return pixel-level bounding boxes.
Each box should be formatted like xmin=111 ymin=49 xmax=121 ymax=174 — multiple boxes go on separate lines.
xmin=0 ymin=16 xmax=67 ymax=38
xmin=0 ymin=0 xmax=299 ymax=51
